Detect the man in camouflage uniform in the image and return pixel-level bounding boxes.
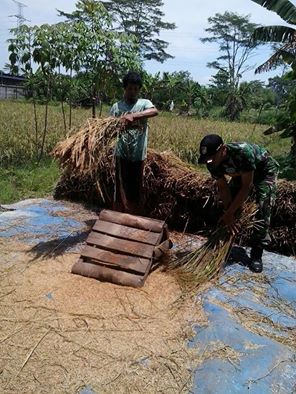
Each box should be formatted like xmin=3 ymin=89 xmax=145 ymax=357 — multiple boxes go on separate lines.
xmin=198 ymin=134 xmax=279 ymax=273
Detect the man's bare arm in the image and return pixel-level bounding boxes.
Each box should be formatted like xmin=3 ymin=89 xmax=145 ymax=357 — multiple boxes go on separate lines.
xmin=133 ymin=108 xmax=159 ymax=119
xmin=217 ymin=176 xmax=232 ymax=210
xmin=227 ymin=171 xmax=254 ymax=216
xmin=122 ymin=108 xmax=158 ymax=124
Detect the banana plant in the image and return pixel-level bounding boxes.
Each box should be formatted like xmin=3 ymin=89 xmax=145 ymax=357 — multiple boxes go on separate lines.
xmin=251 ymin=0 xmax=296 ymax=72
xmin=251 ymin=0 xmax=296 ymax=166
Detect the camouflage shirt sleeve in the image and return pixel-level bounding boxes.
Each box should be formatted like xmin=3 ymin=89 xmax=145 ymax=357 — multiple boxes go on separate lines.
xmin=238 ymin=144 xmax=256 ymax=172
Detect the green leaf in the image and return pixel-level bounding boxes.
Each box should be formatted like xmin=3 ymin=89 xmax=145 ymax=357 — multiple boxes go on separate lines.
xmin=9 ymin=52 xmax=17 ymax=65
xmin=253 ymin=25 xmax=296 ymax=42
xmin=280 ymin=126 xmax=295 ymax=138
xmin=255 ymin=44 xmax=296 ymax=73
xmin=251 ymin=0 xmax=296 ymax=25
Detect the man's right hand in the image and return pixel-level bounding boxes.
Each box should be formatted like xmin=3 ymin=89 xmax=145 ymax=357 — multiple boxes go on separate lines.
xmin=120 ymin=114 xmax=135 ymax=127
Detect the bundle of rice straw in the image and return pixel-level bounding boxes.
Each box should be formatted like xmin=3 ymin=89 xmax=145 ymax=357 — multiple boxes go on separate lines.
xmin=168 ymin=203 xmax=258 ymax=294
xmin=52 ymin=117 xmax=122 ymax=177
xmin=52 ymin=117 xmax=123 ymax=200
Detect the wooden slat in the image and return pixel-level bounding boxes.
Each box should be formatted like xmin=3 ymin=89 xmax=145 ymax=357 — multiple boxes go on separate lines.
xmin=99 ymin=210 xmax=164 ymax=233
xmin=80 ymin=245 xmax=150 ymax=274
xmin=72 ymin=259 xmax=144 ymax=288
xmin=93 ymin=220 xmax=160 ymax=245
xmin=86 ymin=232 xmax=154 ymax=259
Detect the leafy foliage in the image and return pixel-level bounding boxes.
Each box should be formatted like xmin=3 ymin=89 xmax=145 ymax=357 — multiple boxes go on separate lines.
xmin=201 ymin=12 xmax=259 ymax=90
xmin=201 ymin=12 xmax=259 ymax=120
xmin=251 ymin=0 xmax=296 ymax=24
xmin=102 ymin=0 xmax=176 ymax=62
xmin=251 ymin=0 xmax=296 ymax=165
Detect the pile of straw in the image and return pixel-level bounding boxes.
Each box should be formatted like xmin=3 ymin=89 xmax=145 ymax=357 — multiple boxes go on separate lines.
xmin=52 ymin=121 xmax=296 ymax=256
xmin=168 ymin=203 xmax=258 ymax=293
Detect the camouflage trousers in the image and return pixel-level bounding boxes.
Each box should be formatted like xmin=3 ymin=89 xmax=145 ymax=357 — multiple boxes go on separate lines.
xmin=229 ymin=158 xmax=279 ymax=248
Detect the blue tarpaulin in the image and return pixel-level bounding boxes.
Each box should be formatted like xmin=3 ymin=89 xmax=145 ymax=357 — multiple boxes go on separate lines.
xmin=0 ymin=199 xmax=295 ymax=393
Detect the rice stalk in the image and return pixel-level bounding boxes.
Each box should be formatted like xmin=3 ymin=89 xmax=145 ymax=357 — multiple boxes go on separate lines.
xmin=168 ymin=203 xmax=258 ymax=293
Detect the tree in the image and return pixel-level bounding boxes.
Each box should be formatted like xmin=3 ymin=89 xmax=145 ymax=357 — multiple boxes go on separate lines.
xmin=7 ymin=1 xmax=140 ymax=164
xmin=268 ymin=75 xmax=295 ymax=107
xmin=58 ymin=0 xmax=140 ymax=117
xmin=7 ymin=24 xmax=45 ymax=160
xmin=201 ymin=12 xmax=259 ymax=90
xmin=208 ymin=70 xmax=230 ymax=107
xmin=201 ymin=12 xmax=259 ymax=120
xmin=239 ymin=80 xmax=275 ymax=109
xmin=102 ymin=0 xmax=176 ymax=62
xmin=251 ymin=0 xmax=296 ymax=166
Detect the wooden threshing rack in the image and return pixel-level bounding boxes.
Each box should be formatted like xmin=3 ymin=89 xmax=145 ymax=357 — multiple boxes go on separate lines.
xmin=72 ymin=209 xmax=171 ymax=287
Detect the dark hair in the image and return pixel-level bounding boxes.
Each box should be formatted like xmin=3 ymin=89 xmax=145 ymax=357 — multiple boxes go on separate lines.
xmin=123 ymin=71 xmax=142 ymax=88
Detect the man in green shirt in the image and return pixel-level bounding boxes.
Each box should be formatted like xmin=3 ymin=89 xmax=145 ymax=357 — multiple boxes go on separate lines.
xmin=198 ymin=134 xmax=279 ymax=273
xmin=110 ymin=71 xmax=158 ymax=214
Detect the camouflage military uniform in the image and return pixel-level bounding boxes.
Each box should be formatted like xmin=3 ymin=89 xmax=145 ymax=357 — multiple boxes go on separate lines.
xmin=207 ymin=142 xmax=280 ymax=248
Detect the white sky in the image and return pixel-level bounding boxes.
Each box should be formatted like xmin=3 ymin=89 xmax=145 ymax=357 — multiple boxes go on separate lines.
xmin=0 ymin=0 xmax=291 ymax=85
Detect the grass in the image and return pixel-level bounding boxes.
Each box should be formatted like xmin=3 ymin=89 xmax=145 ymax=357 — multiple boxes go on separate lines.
xmin=149 ymin=114 xmax=290 ymax=163
xmin=0 ymin=100 xmax=293 ymax=203
xmin=0 ymin=160 xmax=59 ymax=204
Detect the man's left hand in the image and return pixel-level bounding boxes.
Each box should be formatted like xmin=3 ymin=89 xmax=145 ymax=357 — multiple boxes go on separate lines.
xmin=122 ymin=113 xmax=134 ymax=123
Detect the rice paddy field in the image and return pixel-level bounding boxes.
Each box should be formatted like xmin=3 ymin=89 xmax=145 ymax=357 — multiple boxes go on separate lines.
xmin=0 ymin=100 xmax=292 ymax=203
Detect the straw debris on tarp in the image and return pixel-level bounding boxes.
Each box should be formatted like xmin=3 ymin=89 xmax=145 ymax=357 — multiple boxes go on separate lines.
xmin=167 ymin=203 xmax=258 ymax=295
xmin=52 ymin=120 xmax=296 ymax=256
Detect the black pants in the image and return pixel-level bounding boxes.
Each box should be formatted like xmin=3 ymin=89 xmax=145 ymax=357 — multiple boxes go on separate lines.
xmin=114 ymin=157 xmax=144 ymax=214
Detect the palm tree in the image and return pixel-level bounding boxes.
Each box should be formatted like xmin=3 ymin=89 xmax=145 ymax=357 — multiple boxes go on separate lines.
xmin=251 ymin=0 xmax=296 ymax=167
xmin=251 ymin=0 xmax=296 ymax=73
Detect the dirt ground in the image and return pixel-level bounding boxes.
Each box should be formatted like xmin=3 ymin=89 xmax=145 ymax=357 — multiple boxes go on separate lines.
xmin=0 ymin=237 xmax=208 ymax=394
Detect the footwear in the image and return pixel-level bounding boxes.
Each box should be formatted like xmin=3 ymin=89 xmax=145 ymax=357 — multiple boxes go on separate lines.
xmin=249 ymin=258 xmax=263 ymax=273
xmin=249 ymin=246 xmax=263 ymax=273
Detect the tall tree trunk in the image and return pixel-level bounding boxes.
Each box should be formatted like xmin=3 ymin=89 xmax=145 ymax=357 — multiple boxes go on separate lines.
xmin=61 ymin=101 xmax=67 ymax=136
xmin=33 ymin=97 xmax=39 ymax=159
xmin=69 ymin=68 xmax=73 ymax=129
xmin=252 ymin=102 xmax=265 ymax=135
xmin=92 ymin=84 xmax=96 ymax=118
xmin=59 ymin=66 xmax=67 ymax=135
xmin=38 ymin=78 xmax=50 ymax=164
xmin=99 ymin=93 xmax=103 ymax=117
xmin=290 ymin=129 xmax=296 ymax=167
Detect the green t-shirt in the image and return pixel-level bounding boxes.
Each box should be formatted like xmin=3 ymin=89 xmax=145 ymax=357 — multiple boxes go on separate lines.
xmin=207 ymin=142 xmax=279 ymax=182
xmin=110 ymin=98 xmax=155 ymax=161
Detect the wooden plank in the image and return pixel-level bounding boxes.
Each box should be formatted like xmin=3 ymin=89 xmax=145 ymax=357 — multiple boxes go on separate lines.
xmin=86 ymin=232 xmax=154 ymax=259
xmin=72 ymin=259 xmax=144 ymax=288
xmin=80 ymin=245 xmax=150 ymax=274
xmin=99 ymin=210 xmax=164 ymax=233
xmin=93 ymin=220 xmax=160 ymax=245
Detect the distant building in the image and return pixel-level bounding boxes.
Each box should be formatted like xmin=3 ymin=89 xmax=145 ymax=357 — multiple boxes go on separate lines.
xmin=0 ymin=72 xmax=26 ymax=99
